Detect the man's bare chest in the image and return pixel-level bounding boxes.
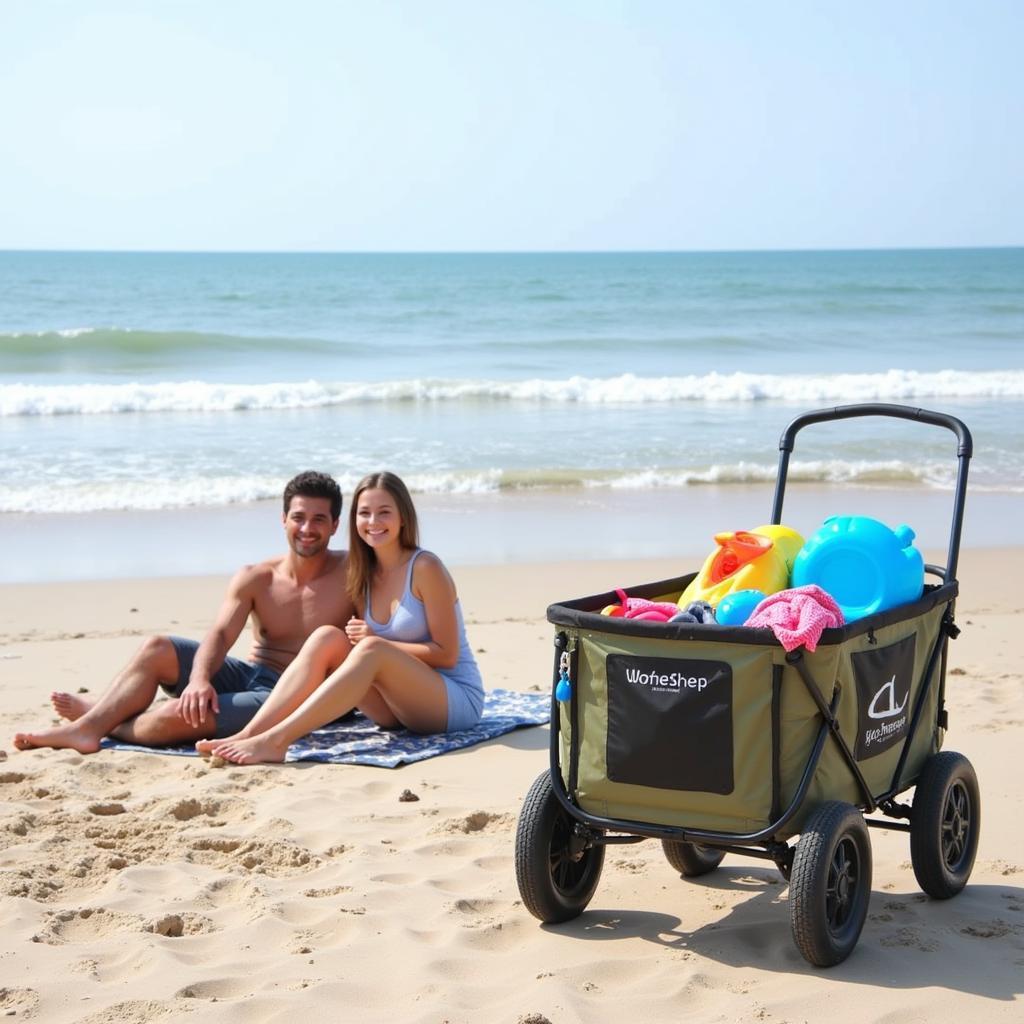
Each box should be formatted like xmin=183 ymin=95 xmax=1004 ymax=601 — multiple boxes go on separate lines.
xmin=255 ymin=578 xmax=349 ymax=637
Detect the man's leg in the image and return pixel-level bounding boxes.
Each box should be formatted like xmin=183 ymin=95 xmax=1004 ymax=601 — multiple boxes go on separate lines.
xmin=13 ymin=635 xmax=182 ymax=754
xmin=108 ymin=697 xmax=216 ymax=746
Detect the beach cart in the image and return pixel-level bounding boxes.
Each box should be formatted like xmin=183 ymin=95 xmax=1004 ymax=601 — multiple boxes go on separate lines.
xmin=514 ymin=403 xmax=979 ymax=966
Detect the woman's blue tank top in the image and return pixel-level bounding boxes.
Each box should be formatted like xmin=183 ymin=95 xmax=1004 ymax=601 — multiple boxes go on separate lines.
xmin=363 ymin=550 xmax=482 ymax=690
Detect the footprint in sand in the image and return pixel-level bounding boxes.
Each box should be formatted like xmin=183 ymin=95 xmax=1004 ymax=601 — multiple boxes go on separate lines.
xmin=200 ymin=876 xmax=267 ymax=909
xmin=139 ymin=795 xmax=242 ymax=825
xmin=452 ymin=897 xmax=501 ymax=916
xmin=472 ymin=854 xmax=511 ymax=873
xmin=614 ymin=858 xmax=648 ymax=874
xmin=147 ymin=913 xmax=216 ymax=937
xmin=187 ymin=836 xmax=319 ymax=876
xmin=960 ymin=919 xmax=1017 ymax=939
xmin=302 ymin=884 xmax=352 ymax=898
xmin=33 ymin=907 xmax=145 ymax=945
xmin=176 ymin=978 xmax=251 ymax=1001
xmin=78 ymin=999 xmax=171 ymax=1024
xmin=437 ymin=810 xmax=515 ymax=835
xmin=370 ymin=871 xmax=419 ymax=885
xmin=879 ymin=926 xmax=939 ymax=952
xmin=0 ymin=988 xmax=40 ymax=1019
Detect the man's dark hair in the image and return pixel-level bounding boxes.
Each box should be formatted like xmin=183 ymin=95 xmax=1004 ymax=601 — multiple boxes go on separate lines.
xmin=283 ymin=471 xmax=342 ymax=520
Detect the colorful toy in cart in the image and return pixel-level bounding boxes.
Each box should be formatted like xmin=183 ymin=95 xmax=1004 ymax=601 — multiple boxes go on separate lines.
xmin=615 ymin=515 xmax=926 ymax=628
xmin=678 ymin=524 xmax=804 ymax=608
xmin=793 ymin=515 xmax=924 ymax=622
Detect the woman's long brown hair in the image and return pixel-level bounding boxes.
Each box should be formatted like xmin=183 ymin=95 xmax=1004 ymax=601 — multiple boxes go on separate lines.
xmin=346 ymin=472 xmax=420 ymax=606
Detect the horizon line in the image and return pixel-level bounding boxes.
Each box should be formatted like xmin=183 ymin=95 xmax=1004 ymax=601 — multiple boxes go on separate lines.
xmin=2 ymin=244 xmax=1023 ymax=257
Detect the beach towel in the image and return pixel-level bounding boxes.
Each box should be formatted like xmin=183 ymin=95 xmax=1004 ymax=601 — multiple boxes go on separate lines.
xmin=744 ymin=584 xmax=845 ymax=652
xmin=99 ymin=688 xmax=550 ymax=768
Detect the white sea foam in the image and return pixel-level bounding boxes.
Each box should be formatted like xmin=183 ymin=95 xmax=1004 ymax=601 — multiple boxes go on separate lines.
xmin=3 ymin=369 xmax=1024 ymax=417
xmin=0 ymin=327 xmax=100 ymax=339
xmin=0 ymin=459 xmax=980 ymax=515
xmin=584 ymin=459 xmax=958 ymax=489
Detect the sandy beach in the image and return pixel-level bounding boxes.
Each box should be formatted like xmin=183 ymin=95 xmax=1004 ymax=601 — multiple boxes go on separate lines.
xmin=0 ymin=548 xmax=1021 ymax=1023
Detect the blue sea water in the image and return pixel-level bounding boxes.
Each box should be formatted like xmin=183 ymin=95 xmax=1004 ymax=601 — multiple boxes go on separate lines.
xmin=1 ymin=248 xmax=1022 ymax=520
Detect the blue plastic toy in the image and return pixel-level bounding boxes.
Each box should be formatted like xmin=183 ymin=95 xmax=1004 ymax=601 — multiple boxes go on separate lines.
xmin=715 ymin=589 xmax=766 ymax=626
xmin=792 ymin=515 xmax=924 ymax=622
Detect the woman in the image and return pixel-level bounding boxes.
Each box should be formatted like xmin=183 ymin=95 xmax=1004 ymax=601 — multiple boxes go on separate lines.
xmin=197 ymin=472 xmax=484 ymax=764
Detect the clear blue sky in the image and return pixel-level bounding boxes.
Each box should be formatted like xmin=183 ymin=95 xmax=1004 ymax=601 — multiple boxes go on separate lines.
xmin=2 ymin=1 xmax=1021 ymax=252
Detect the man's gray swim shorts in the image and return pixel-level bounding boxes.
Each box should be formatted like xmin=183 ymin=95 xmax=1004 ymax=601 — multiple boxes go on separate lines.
xmin=163 ymin=636 xmax=282 ymax=738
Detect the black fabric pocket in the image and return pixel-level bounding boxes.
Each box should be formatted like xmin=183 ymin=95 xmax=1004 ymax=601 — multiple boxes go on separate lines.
xmin=606 ymin=654 xmax=734 ymax=794
xmin=853 ymin=634 xmax=916 ymax=760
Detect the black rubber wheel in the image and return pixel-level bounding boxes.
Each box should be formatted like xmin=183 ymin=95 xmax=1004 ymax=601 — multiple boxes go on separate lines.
xmin=514 ymin=770 xmax=605 ymax=923
xmin=910 ymin=751 xmax=980 ymax=899
xmin=661 ymin=839 xmax=726 ymax=877
xmin=790 ymin=801 xmax=872 ymax=967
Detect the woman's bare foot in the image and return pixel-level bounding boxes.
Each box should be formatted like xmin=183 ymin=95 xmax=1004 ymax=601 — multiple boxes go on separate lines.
xmin=195 ymin=729 xmax=253 ymax=756
xmin=208 ymin=734 xmax=290 ymax=765
xmin=50 ymin=691 xmax=93 ymax=722
xmin=13 ymin=721 xmax=104 ymax=754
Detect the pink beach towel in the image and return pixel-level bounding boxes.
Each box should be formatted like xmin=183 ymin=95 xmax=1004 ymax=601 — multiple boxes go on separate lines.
xmin=745 ymin=585 xmax=844 ymax=652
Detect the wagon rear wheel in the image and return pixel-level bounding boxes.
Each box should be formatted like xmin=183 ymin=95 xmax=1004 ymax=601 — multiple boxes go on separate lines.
xmin=910 ymin=751 xmax=980 ymax=899
xmin=661 ymin=840 xmax=725 ymax=877
xmin=790 ymin=801 xmax=872 ymax=967
xmin=514 ymin=770 xmax=605 ymax=923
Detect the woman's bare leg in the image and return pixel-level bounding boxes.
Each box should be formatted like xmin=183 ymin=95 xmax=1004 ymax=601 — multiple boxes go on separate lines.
xmin=196 ymin=626 xmax=351 ymax=754
xmin=210 ymin=637 xmax=448 ymax=765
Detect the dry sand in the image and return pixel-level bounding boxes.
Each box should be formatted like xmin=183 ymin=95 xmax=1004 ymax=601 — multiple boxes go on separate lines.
xmin=1 ymin=552 xmax=1022 ymax=1023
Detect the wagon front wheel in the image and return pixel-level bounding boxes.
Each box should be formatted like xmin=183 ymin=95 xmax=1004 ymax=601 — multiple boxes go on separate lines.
xmin=790 ymin=801 xmax=872 ymax=967
xmin=514 ymin=770 xmax=605 ymax=923
xmin=662 ymin=839 xmax=725 ymax=877
xmin=910 ymin=751 xmax=980 ymax=899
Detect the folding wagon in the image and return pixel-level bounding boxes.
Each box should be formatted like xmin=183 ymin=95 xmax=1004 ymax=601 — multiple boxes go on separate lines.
xmin=514 ymin=403 xmax=979 ymax=966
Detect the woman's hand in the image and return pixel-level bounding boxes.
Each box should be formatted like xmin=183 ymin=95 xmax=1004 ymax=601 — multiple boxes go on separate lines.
xmin=345 ymin=617 xmax=373 ymax=645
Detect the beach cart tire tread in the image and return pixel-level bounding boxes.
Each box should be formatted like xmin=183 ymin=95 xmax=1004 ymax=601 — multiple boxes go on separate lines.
xmin=790 ymin=801 xmax=872 ymax=967
xmin=909 ymin=750 xmax=980 ymax=899
xmin=515 ymin=770 xmax=605 ymax=923
xmin=661 ymin=839 xmax=726 ymax=877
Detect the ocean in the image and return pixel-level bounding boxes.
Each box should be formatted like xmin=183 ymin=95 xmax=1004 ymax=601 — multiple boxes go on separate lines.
xmin=2 ymin=248 xmax=1022 ymax=580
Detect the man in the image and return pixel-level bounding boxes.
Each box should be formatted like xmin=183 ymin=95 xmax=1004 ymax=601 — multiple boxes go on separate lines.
xmin=13 ymin=471 xmax=352 ymax=754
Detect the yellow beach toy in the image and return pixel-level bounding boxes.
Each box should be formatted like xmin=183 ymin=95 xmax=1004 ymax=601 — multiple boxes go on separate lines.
xmin=678 ymin=524 xmax=804 ymax=609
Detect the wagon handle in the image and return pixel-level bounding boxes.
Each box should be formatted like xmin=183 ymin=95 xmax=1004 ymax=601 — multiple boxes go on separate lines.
xmin=770 ymin=403 xmax=972 ymax=584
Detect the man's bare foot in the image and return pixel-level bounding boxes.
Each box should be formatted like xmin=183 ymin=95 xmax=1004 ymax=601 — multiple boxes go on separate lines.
xmin=208 ymin=734 xmax=289 ymax=765
xmin=12 ymin=721 xmax=103 ymax=754
xmin=50 ymin=692 xmax=93 ymax=722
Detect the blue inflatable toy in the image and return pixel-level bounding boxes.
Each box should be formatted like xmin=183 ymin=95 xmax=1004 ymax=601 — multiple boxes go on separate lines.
xmin=792 ymin=515 xmax=924 ymax=622
xmin=715 ymin=589 xmax=766 ymax=626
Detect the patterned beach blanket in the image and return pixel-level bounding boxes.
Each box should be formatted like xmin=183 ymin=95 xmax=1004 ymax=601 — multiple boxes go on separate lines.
xmin=100 ymin=688 xmax=550 ymax=768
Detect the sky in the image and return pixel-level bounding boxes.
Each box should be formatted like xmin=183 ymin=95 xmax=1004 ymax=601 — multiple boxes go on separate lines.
xmin=1 ymin=1 xmax=1022 ymax=252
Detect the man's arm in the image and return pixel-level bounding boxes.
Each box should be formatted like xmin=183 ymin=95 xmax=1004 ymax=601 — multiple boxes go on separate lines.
xmin=178 ymin=566 xmax=261 ymax=728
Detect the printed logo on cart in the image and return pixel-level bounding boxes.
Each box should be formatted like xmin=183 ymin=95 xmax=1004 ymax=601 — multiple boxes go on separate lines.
xmin=624 ymin=668 xmax=708 ymax=693
xmin=852 ymin=635 xmax=916 ymax=760
xmin=606 ymin=654 xmax=734 ymax=794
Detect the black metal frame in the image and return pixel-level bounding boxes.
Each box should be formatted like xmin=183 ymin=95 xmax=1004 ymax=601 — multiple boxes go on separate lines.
xmin=543 ymin=403 xmax=972 ymax=868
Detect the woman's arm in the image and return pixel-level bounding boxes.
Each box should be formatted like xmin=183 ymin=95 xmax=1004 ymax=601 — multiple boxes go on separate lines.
xmin=408 ymin=553 xmax=461 ymax=668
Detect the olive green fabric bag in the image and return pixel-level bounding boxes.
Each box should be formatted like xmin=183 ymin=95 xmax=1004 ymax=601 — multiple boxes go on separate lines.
xmin=552 ymin=575 xmax=954 ymax=841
